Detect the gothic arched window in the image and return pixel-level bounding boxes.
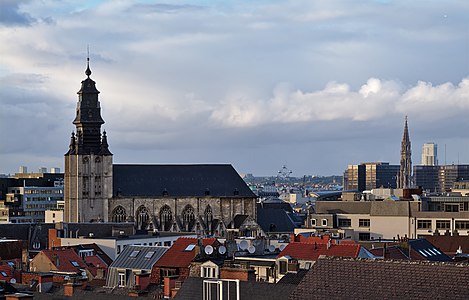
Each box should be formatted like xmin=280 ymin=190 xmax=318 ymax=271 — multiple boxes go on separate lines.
xmin=159 ymin=205 xmax=173 ymax=232
xmin=204 ymin=205 xmax=213 ymax=234
xmin=112 ymin=206 xmax=127 ymax=223
xmin=136 ymin=205 xmax=150 ymax=231
xmin=182 ymin=205 xmax=196 ymax=232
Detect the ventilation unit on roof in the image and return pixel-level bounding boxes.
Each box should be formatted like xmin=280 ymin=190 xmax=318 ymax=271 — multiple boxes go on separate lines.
xmin=218 ymin=245 xmax=226 ymax=255
xmin=205 ymin=245 xmax=214 ymax=255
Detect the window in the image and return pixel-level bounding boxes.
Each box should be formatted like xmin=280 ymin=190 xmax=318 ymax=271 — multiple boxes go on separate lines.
xmin=118 ymin=273 xmax=126 ymax=287
xmin=455 ymin=221 xmax=469 ymax=230
xmin=417 ymin=220 xmax=432 ymax=230
xmin=279 ymin=261 xmax=287 ymax=275
xmin=310 ymin=219 xmax=316 ymax=226
xmin=305 ymin=262 xmax=312 ymax=269
xmin=184 ymin=244 xmax=196 ymax=251
xmin=144 ymin=251 xmax=155 ymax=259
xmin=445 ymin=204 xmax=459 ymax=212
xmin=202 ymin=266 xmax=217 ymax=278
xmin=436 ymin=220 xmax=451 ymax=230
xmin=129 ymin=250 xmax=140 ymax=258
xmin=70 ymin=261 xmax=80 ymax=267
xmin=321 ymin=219 xmax=328 ymax=226
xmin=338 ymin=219 xmax=352 ymax=227
xmin=359 ymin=233 xmax=370 ymax=241
xmin=359 ymin=219 xmax=370 ymax=228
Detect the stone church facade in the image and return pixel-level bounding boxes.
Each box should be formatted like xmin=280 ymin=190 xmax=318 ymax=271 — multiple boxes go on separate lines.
xmin=64 ymin=63 xmax=257 ymax=235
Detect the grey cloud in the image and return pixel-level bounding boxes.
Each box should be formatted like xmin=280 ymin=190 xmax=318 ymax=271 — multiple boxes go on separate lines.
xmin=0 ymin=0 xmax=35 ymax=26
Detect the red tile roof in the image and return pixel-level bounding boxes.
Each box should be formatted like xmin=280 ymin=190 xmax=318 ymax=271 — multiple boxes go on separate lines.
xmin=294 ymin=234 xmax=356 ymax=245
xmin=277 ymin=242 xmax=361 ymax=261
xmin=155 ymin=237 xmax=217 ymax=268
xmin=289 ymin=257 xmax=469 ymax=299
xmin=85 ymin=255 xmax=108 ymax=277
xmin=369 ymin=246 xmax=409 ymax=260
xmin=41 ymin=249 xmax=87 ymax=273
xmin=0 ymin=265 xmax=14 ymax=282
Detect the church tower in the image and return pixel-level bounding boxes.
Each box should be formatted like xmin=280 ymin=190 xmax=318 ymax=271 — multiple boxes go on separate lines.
xmin=64 ymin=58 xmax=113 ymax=222
xmin=398 ymin=116 xmax=412 ymax=188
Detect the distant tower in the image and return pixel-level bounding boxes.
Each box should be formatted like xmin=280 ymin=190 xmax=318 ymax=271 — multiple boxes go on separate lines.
xmin=398 ymin=116 xmax=412 ymax=188
xmin=421 ymin=143 xmax=438 ymax=166
xmin=64 ymin=57 xmax=113 ymax=222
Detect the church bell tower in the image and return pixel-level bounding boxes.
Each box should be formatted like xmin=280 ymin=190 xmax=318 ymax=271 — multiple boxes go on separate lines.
xmin=64 ymin=58 xmax=113 ymax=222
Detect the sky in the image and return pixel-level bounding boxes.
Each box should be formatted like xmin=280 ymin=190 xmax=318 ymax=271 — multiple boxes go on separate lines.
xmin=1 ymin=0 xmax=469 ymax=177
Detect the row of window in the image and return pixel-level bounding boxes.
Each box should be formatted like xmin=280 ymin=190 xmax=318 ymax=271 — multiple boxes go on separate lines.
xmin=25 ymin=197 xmax=63 ymax=202
xmin=116 ymin=240 xmax=174 ymax=254
xmin=417 ymin=220 xmax=469 ymax=230
xmin=24 ymin=189 xmax=63 ymax=194
xmin=337 ymin=219 xmax=370 ymax=228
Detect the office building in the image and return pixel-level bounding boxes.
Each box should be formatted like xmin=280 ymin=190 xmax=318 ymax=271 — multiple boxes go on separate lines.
xmin=421 ymin=143 xmax=438 ymax=166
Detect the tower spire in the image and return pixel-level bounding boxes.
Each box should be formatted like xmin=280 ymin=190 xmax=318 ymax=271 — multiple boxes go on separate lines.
xmin=85 ymin=45 xmax=92 ymax=78
xmin=398 ymin=116 xmax=412 ymax=188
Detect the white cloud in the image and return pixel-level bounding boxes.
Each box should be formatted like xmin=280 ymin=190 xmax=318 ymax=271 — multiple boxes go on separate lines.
xmin=1 ymin=0 xmax=469 ymax=175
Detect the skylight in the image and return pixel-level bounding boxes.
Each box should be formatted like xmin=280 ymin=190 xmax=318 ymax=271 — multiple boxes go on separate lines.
xmin=7 ymin=262 xmax=14 ymax=267
xmin=418 ymin=250 xmax=427 ymax=257
xmin=145 ymin=251 xmax=155 ymax=259
xmin=71 ymin=261 xmax=80 ymax=267
xmin=1 ymin=272 xmax=7 ymax=277
xmin=185 ymin=244 xmax=196 ymax=251
xmin=130 ymin=250 xmax=140 ymax=258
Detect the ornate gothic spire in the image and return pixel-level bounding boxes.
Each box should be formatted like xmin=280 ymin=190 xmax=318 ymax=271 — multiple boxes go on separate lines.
xmin=100 ymin=130 xmax=112 ymax=155
xmin=398 ymin=116 xmax=412 ymax=188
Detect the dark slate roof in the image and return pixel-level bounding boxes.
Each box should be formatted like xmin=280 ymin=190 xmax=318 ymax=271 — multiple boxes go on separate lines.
xmin=259 ymin=198 xmax=293 ymax=212
xmin=113 ymin=164 xmax=256 ymax=198
xmin=408 ymin=238 xmax=452 ymax=262
xmin=257 ymin=208 xmax=297 ymax=233
xmin=289 ymin=257 xmax=469 ymax=300
xmin=0 ymin=223 xmax=54 ymax=253
xmin=174 ymin=277 xmax=296 ymax=300
xmin=109 ymin=245 xmax=168 ymax=270
xmin=277 ymin=269 xmax=308 ymax=285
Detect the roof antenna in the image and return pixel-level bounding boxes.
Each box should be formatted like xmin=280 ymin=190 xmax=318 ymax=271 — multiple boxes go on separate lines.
xmin=85 ymin=45 xmax=92 ymax=78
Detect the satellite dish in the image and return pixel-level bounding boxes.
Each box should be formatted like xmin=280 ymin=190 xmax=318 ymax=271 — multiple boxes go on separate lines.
xmin=205 ymin=245 xmax=214 ymax=255
xmin=10 ymin=278 xmax=16 ymax=284
xmin=64 ymin=276 xmax=70 ymax=281
xmin=218 ymin=245 xmax=226 ymax=255
xmin=81 ymin=271 xmax=87 ymax=277
xmin=279 ymin=244 xmax=286 ymax=251
xmin=239 ymin=240 xmax=249 ymax=251
xmin=248 ymin=245 xmax=256 ymax=254
xmin=268 ymin=245 xmax=276 ymax=252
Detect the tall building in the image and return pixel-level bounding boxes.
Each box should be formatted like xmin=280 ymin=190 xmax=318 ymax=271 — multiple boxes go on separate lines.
xmin=421 ymin=143 xmax=438 ymax=166
xmin=64 ymin=58 xmax=113 ymax=223
xmin=414 ymin=164 xmax=469 ymax=193
xmin=344 ymin=162 xmax=399 ymax=192
xmin=398 ymin=117 xmax=412 ymax=188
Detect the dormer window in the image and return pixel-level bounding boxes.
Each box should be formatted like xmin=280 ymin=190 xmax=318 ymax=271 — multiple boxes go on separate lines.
xmin=322 ymin=219 xmax=328 ymax=226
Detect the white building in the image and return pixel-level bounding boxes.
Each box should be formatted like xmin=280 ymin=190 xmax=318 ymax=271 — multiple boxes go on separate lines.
xmin=421 ymin=143 xmax=438 ymax=166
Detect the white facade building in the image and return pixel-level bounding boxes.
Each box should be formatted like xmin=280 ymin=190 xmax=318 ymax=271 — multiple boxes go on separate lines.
xmin=421 ymin=143 xmax=438 ymax=166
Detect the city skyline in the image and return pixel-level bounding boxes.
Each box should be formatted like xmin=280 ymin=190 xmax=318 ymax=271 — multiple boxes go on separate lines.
xmin=1 ymin=0 xmax=469 ymax=176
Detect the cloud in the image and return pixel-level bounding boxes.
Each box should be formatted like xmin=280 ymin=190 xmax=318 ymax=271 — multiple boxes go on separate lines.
xmin=1 ymin=0 xmax=469 ymax=175
xmin=210 ymin=77 xmax=469 ymax=128
xmin=0 ymin=0 xmax=35 ymax=26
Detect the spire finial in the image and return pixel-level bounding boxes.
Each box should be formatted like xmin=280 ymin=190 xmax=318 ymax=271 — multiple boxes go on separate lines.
xmin=85 ymin=45 xmax=92 ymax=78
